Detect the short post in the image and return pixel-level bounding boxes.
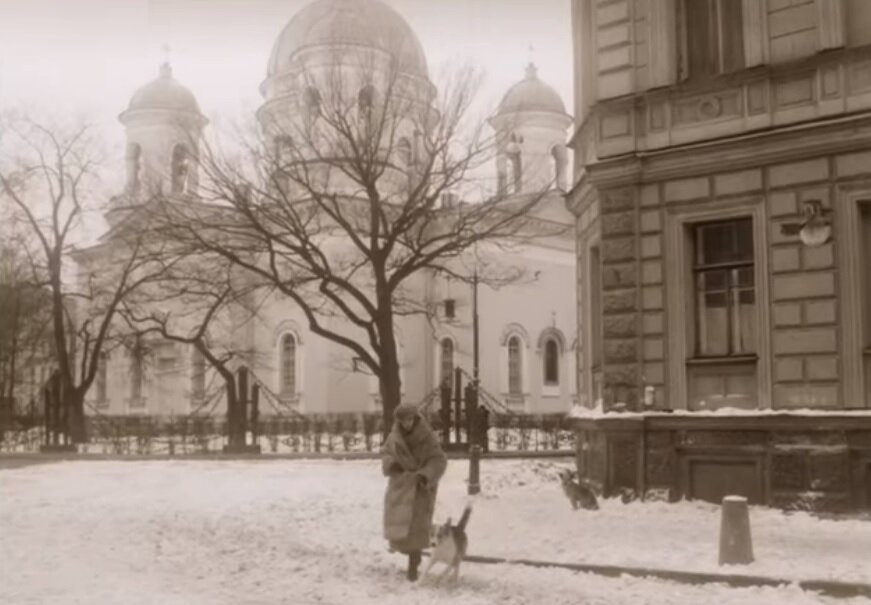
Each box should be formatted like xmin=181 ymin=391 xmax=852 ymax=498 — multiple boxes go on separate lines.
xmin=719 ymin=495 xmax=754 ymax=565
xmin=468 ymin=444 xmax=481 ymax=495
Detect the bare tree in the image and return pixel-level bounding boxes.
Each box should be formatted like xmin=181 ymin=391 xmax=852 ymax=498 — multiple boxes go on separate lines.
xmin=0 ymin=117 xmax=185 ymax=442
xmin=118 ymin=251 xmax=273 ymax=447
xmin=0 ymin=240 xmax=52 ymax=426
xmin=162 ymin=56 xmax=565 ymax=430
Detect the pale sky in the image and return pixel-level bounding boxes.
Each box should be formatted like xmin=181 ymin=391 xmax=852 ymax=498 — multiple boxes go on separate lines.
xmin=0 ymin=0 xmax=574 ymax=191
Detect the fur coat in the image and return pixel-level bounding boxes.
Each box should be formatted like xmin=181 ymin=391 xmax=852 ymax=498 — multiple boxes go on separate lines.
xmin=380 ymin=415 xmax=447 ymax=553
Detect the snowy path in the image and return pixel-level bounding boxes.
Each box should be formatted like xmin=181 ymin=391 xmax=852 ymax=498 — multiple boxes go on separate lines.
xmin=1 ymin=459 xmax=869 ymax=605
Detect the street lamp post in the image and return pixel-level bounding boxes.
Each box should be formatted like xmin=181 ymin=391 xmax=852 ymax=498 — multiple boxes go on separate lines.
xmin=472 ymin=268 xmax=479 ymax=385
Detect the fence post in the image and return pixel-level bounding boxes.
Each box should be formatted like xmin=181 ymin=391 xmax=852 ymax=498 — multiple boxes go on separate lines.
xmin=453 ymin=368 xmax=462 ymax=445
xmin=250 ymin=384 xmax=260 ymax=449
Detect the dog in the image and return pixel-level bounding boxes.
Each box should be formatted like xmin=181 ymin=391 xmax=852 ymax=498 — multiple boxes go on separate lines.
xmin=421 ymin=505 xmax=472 ymax=585
xmin=557 ymin=469 xmax=599 ymax=511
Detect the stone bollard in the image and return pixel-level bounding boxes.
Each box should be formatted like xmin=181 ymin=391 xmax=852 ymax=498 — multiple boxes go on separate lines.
xmin=468 ymin=444 xmax=481 ymax=495
xmin=719 ymin=495 xmax=754 ymax=565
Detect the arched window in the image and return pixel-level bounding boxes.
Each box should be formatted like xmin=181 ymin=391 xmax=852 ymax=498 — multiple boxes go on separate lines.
xmin=544 ymin=338 xmax=559 ymax=385
xmin=129 ymin=341 xmax=144 ymax=405
xmin=303 ymin=86 xmax=321 ymax=122
xmin=508 ymin=336 xmax=522 ymax=395
xmin=171 ymin=144 xmax=190 ymax=194
xmin=396 ymin=137 xmax=412 ymax=167
xmin=96 ymin=352 xmax=108 ymax=403
xmin=280 ymin=333 xmax=296 ymax=397
xmin=191 ymin=347 xmax=205 ymax=401
xmin=506 ymin=133 xmax=523 ymax=194
xmin=440 ymin=338 xmax=454 ymax=390
xmin=126 ymin=143 xmax=142 ymax=193
xmin=358 ymin=84 xmax=375 ymax=121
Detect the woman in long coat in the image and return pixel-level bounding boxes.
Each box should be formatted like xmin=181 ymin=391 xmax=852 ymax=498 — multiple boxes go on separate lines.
xmin=381 ymin=402 xmax=447 ymax=581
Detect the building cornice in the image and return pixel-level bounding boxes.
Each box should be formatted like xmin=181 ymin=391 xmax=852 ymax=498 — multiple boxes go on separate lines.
xmin=585 ymin=111 xmax=871 ymax=189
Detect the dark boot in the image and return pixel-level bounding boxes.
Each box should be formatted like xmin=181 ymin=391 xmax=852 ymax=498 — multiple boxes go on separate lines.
xmin=406 ymin=551 xmax=421 ymax=581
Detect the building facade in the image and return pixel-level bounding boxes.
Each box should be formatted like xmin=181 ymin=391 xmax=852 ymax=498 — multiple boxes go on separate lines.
xmin=569 ymin=0 xmax=871 ymax=509
xmin=80 ymin=0 xmax=577 ymax=420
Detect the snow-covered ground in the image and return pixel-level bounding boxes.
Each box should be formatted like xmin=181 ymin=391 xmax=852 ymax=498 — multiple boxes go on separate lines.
xmin=1 ymin=458 xmax=870 ymax=605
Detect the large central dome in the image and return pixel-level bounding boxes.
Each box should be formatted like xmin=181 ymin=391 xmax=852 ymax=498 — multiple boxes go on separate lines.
xmin=267 ymin=0 xmax=429 ymax=78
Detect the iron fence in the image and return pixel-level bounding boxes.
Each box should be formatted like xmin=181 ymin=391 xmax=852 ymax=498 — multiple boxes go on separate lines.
xmin=0 ymin=411 xmax=575 ymax=455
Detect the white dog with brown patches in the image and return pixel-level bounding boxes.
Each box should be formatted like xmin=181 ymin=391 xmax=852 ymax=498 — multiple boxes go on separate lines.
xmin=421 ymin=504 xmax=472 ymax=585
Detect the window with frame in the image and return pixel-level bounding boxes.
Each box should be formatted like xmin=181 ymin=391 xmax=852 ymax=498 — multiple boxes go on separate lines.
xmin=96 ymin=352 xmax=108 ymax=404
xmin=508 ymin=336 xmax=522 ymax=395
xmin=692 ymin=218 xmax=755 ymax=358
xmin=280 ymin=334 xmax=296 ymax=398
xmin=681 ymin=0 xmax=744 ymax=80
xmin=129 ymin=342 xmax=145 ymax=406
xmin=191 ymin=347 xmax=205 ymax=401
xmin=440 ymin=338 xmax=454 ymax=390
xmin=544 ymin=338 xmax=559 ymax=386
xmin=170 ymin=144 xmax=190 ymax=194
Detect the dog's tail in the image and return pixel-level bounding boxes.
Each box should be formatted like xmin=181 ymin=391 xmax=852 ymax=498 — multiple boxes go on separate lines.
xmin=456 ymin=505 xmax=472 ymax=531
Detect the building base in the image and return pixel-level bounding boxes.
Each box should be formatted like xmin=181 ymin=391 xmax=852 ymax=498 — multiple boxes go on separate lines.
xmin=572 ymin=413 xmax=871 ymax=512
xmin=222 ymin=444 xmax=262 ymax=455
xmin=40 ymin=444 xmax=78 ymax=454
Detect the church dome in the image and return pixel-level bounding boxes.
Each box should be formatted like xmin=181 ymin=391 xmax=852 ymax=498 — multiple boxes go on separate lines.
xmin=126 ymin=63 xmax=201 ymax=113
xmin=266 ymin=0 xmax=428 ymax=78
xmin=497 ymin=63 xmax=566 ymax=116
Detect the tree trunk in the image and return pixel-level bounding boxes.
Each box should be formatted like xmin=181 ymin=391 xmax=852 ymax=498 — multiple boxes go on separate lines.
xmin=376 ymin=314 xmax=402 ymax=438
xmin=67 ymin=389 xmax=87 ymax=444
xmin=225 ymin=380 xmax=241 ymax=447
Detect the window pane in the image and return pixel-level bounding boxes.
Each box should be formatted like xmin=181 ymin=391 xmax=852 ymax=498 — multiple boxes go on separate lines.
xmin=697 ymin=270 xmax=729 ymax=356
xmin=719 ymin=0 xmax=745 ymax=73
xmin=686 ymin=0 xmax=717 ymax=78
xmin=508 ymin=337 xmax=522 ymax=394
xmin=544 ymin=340 xmax=559 ymax=385
xmin=281 ymin=335 xmax=296 ymax=395
xmin=697 ymin=219 xmax=753 ymax=265
xmin=732 ymin=269 xmax=756 ymax=354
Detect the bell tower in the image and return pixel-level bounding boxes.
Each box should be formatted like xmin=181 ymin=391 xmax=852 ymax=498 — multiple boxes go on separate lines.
xmin=490 ymin=64 xmax=572 ymax=195
xmin=109 ymin=63 xmax=207 ymax=224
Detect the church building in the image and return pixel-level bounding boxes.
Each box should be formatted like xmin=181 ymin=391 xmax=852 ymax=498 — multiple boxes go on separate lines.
xmin=80 ymin=0 xmax=577 ymax=420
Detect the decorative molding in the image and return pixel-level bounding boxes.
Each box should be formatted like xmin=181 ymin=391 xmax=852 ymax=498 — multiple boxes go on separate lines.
xmin=273 ymin=319 xmax=304 ymax=345
xmin=585 ymin=114 xmax=871 ymax=189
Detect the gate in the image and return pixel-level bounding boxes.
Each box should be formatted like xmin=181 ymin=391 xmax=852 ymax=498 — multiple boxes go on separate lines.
xmin=438 ymin=368 xmax=489 ymax=452
xmin=223 ymin=366 xmax=261 ymax=454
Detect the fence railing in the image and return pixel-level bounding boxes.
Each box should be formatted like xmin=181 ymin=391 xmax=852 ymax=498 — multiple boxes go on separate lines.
xmin=0 ymin=411 xmax=576 ymax=455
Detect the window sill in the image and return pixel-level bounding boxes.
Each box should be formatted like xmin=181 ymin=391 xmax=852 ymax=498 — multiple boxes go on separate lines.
xmin=126 ymin=397 xmax=146 ymax=409
xmin=686 ymin=355 xmax=757 ymax=366
xmin=542 ymin=385 xmax=561 ymax=398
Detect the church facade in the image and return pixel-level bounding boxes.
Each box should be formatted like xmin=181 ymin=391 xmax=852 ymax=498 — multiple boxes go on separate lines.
xmin=81 ymin=0 xmax=577 ymax=419
xmin=568 ymin=0 xmax=871 ymax=509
